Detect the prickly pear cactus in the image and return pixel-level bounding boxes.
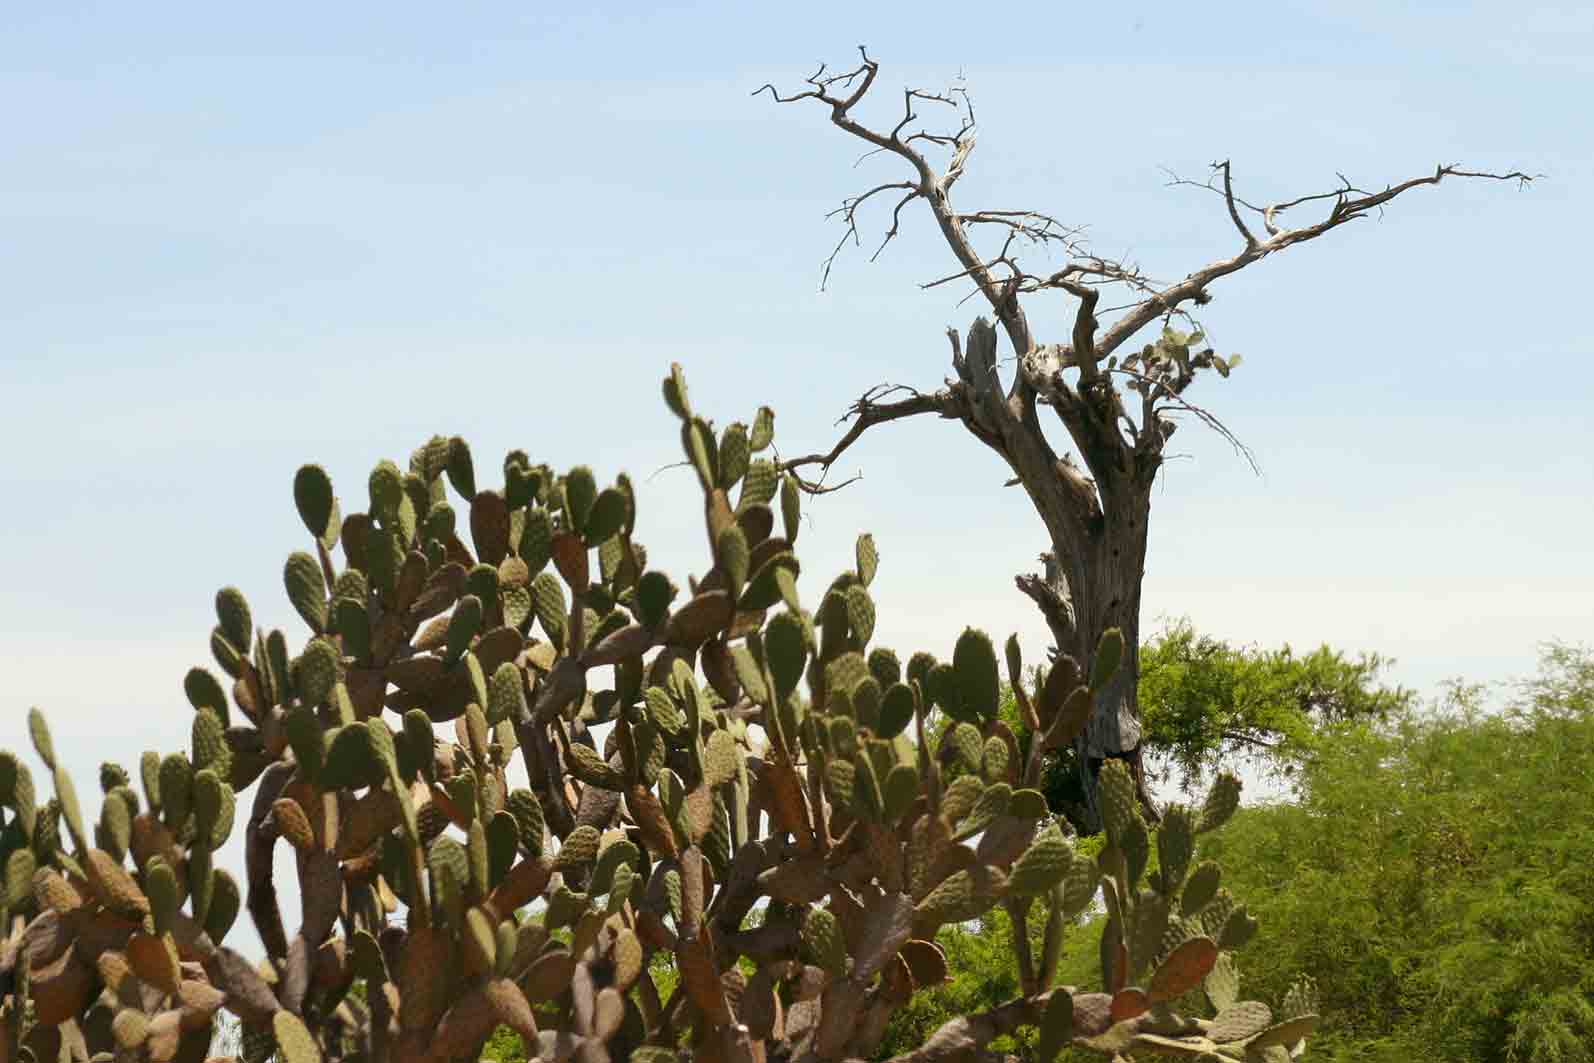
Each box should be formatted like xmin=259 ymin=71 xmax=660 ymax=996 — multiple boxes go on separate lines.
xmin=0 ymin=365 xmax=1315 ymax=1063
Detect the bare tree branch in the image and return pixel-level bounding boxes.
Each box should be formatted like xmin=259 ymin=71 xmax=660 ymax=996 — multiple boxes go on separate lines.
xmin=1106 ymin=365 xmax=1258 ymax=474
xmin=755 ymin=46 xmax=1036 ymax=359
xmin=822 ymin=179 xmax=921 ymax=289
xmin=776 ymin=383 xmax=955 ymax=493
xmin=1219 ymin=159 xmax=1258 ymax=248
xmin=1100 ymin=163 xmax=1538 ymax=357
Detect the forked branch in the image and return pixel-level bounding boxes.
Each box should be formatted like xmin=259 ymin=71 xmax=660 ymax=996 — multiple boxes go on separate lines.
xmin=1104 ymin=162 xmax=1539 ymax=358
xmin=755 ymin=47 xmax=1036 ymax=358
xmin=759 ymin=51 xmax=1534 ymax=392
xmin=777 ymin=382 xmax=954 ymax=493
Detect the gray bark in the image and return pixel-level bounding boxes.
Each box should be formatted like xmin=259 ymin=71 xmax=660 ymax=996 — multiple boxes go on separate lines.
xmin=952 ymin=318 xmax=1154 ymax=830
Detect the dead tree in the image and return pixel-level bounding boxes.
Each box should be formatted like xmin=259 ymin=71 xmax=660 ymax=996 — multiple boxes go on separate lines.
xmin=757 ymin=47 xmax=1531 ymax=831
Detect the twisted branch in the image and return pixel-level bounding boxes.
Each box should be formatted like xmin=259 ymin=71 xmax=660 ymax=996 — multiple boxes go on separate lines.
xmin=776 ymin=383 xmax=954 ymax=493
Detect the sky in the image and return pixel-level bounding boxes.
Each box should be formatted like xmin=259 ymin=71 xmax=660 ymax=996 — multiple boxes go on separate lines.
xmin=2 ymin=2 xmax=1591 ymax=952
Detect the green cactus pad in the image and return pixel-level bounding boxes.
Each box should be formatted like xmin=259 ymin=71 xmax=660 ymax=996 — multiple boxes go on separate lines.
xmin=981 ymin=736 xmax=1010 ymax=784
xmin=322 ymin=723 xmax=380 ymax=791
xmin=293 ymin=464 xmax=339 ymax=546
xmin=3 ymin=848 xmax=35 ymax=908
xmin=1010 ymin=788 xmax=1049 ymax=820
xmin=867 ymin=647 xmax=901 ymax=687
xmin=207 ymin=867 xmax=241 ymax=943
xmin=1180 ymin=861 xmax=1221 ymax=916
xmin=519 ymin=506 xmax=554 ymax=576
xmin=368 ymin=459 xmax=404 ymax=518
xmin=191 ymin=707 xmax=231 ymax=778
xmin=591 ymin=838 xmax=640 ymax=897
xmin=854 ymin=532 xmax=879 ymax=587
xmin=1204 ymin=950 xmax=1240 ymax=1012
xmin=1209 ymin=1000 xmax=1272 ymax=1043
xmin=881 ymin=762 xmax=920 ymax=823
xmin=1098 ymin=759 xmax=1139 ymax=849
xmin=215 ymin=586 xmax=254 ymax=653
xmin=180 ymin=668 xmax=230 ymax=728
xmin=875 ymin=682 xmax=915 ymax=740
xmin=273 ymin=1010 xmax=322 ymax=1063
xmin=284 ymin=551 xmax=328 ymax=634
xmin=951 ymin=628 xmax=1000 ymax=722
xmin=953 ymin=781 xmax=1011 ymax=842
xmin=1122 ymin=816 xmax=1150 ymax=893
xmin=844 ymin=585 xmax=876 ymax=647
xmin=779 ymin=473 xmax=801 ymax=543
xmin=1007 ymin=822 xmax=1071 ymax=898
xmin=567 ymin=743 xmax=624 ymax=790
xmin=442 ymin=436 xmax=476 ymax=498
xmin=1218 ymin=904 xmax=1259 ymax=950
xmin=942 ymin=774 xmax=984 ymax=825
xmin=530 ymin=572 xmax=567 ymax=650
xmin=193 ymin=768 xmax=236 ymax=850
xmin=208 ymin=628 xmax=246 ymax=677
xmin=506 ymin=789 xmax=545 ymax=858
xmin=915 ymin=865 xmax=1005 ymax=926
xmin=98 ymin=789 xmax=133 ymax=859
xmin=634 ymin=569 xmax=676 ymax=631
xmin=1090 ymin=628 xmax=1125 ymax=692
xmin=560 ymin=465 xmax=595 ymax=535
xmin=800 ymin=906 xmax=847 ymax=977
xmin=948 ymin=723 xmax=984 ymax=774
xmin=718 ymin=422 xmax=750 ymax=488
xmin=296 ymin=638 xmax=340 ymax=708
xmin=1157 ymin=804 xmax=1196 ymax=894
xmin=1198 ymin=773 xmax=1241 ymax=833
xmin=485 ymin=661 xmax=525 ymax=726
xmin=761 ymin=612 xmax=806 ymax=700
xmin=1036 ymin=990 xmax=1074 ymax=1061
xmin=159 ymin=753 xmax=193 ymax=830
xmin=749 ymin=405 xmax=775 ymax=451
xmin=444 ymin=594 xmax=483 ymax=665
xmin=585 ymin=487 xmax=628 ymax=547
xmin=52 ymin=765 xmax=86 ymax=851
xmin=98 ymin=761 xmax=130 ymax=794
xmin=555 ymin=824 xmax=601 ymax=870
xmin=662 ymin=363 xmax=691 ymax=419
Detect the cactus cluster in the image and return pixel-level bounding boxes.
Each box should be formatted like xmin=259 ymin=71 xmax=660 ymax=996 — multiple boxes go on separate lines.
xmin=0 ymin=364 xmax=1316 ymax=1062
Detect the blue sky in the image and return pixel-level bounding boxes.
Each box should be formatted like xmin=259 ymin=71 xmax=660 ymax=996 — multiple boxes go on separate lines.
xmin=2 ymin=2 xmax=1590 ymax=948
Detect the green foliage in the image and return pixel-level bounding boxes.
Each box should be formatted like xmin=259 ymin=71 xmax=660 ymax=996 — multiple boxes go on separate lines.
xmin=1138 ymin=618 xmax=1412 ymax=788
xmin=1196 ymin=645 xmax=1594 ymax=1062
xmin=999 ymin=620 xmax=1412 ymax=825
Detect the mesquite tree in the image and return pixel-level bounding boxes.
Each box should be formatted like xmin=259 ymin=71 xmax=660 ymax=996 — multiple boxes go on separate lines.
xmin=757 ymin=49 xmax=1530 ymax=830
xmin=0 ymin=367 xmax=1317 ymax=1062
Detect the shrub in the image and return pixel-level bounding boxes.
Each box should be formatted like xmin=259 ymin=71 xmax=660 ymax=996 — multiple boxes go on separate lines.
xmin=0 ymin=366 xmax=1309 ymax=1062
xmin=1198 ymin=648 xmax=1594 ymax=1061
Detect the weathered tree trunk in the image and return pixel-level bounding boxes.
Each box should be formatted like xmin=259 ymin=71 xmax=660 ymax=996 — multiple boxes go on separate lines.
xmin=949 ymin=318 xmax=1159 ymax=831
xmin=1015 ymin=480 xmax=1153 ymax=831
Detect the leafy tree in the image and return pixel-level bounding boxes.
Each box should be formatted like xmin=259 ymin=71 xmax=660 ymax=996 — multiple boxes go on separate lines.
xmin=758 ymin=49 xmax=1529 ymax=829
xmin=994 ymin=620 xmax=1410 ymax=827
xmin=1135 ymin=619 xmax=1412 ymax=790
xmin=1195 ymin=644 xmax=1594 ymax=1061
